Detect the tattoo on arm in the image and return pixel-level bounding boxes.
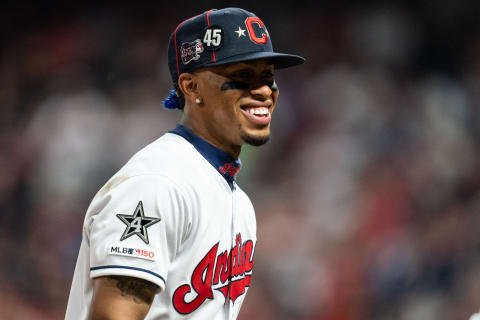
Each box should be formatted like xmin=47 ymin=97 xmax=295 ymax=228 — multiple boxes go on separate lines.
xmin=106 ymin=276 xmax=159 ymax=305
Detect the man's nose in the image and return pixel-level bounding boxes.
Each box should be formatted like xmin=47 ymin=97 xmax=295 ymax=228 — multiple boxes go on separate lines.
xmin=250 ymin=84 xmax=272 ymax=99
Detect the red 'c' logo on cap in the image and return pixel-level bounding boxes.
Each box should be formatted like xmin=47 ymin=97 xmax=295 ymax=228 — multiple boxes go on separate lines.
xmin=245 ymin=17 xmax=268 ymax=44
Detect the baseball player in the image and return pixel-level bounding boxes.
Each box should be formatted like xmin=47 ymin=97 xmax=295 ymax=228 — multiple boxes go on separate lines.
xmin=65 ymin=7 xmax=304 ymax=319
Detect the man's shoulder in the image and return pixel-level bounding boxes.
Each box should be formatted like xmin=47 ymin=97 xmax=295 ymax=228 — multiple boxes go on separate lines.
xmin=122 ymin=132 xmax=199 ymax=177
xmin=89 ymin=133 xmax=196 ymax=210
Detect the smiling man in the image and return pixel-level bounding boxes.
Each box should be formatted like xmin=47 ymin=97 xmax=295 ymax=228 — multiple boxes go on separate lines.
xmin=180 ymin=60 xmax=277 ymax=157
xmin=66 ymin=7 xmax=304 ymax=320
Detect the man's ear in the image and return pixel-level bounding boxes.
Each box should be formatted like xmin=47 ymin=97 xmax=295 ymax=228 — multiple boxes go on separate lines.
xmin=178 ymin=73 xmax=199 ymax=104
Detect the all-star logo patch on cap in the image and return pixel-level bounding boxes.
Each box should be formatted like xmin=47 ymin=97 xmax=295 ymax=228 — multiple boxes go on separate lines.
xmin=167 ymin=7 xmax=306 ymax=83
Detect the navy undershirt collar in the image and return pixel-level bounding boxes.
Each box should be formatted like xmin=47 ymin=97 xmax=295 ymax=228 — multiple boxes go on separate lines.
xmin=169 ymin=125 xmax=241 ymax=191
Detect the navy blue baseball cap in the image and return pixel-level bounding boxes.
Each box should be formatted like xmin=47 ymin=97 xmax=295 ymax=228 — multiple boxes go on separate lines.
xmin=167 ymin=8 xmax=305 ymax=83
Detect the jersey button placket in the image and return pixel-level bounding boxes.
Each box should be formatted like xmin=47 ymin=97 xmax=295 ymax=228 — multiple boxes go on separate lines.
xmin=228 ymin=182 xmax=237 ymax=317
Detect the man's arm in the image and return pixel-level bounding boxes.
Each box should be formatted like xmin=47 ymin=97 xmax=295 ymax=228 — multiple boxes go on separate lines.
xmin=90 ymin=276 xmax=159 ymax=320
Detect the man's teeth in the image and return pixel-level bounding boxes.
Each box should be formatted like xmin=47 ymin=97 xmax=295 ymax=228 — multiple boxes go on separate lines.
xmin=247 ymin=107 xmax=269 ymax=115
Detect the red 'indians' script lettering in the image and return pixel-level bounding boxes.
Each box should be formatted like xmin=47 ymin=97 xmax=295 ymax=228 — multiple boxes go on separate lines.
xmin=173 ymin=234 xmax=255 ymax=315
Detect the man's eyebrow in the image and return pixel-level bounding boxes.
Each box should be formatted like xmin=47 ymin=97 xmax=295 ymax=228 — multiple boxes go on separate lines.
xmin=242 ymin=60 xmax=258 ymax=66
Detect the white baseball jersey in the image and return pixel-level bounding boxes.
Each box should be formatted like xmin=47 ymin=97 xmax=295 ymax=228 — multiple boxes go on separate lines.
xmin=65 ymin=125 xmax=257 ymax=319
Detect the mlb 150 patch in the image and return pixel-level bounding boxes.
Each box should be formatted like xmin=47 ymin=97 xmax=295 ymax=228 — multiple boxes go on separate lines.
xmin=108 ymin=243 xmax=157 ymax=261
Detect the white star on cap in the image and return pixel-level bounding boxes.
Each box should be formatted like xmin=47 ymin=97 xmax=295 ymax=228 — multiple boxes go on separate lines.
xmin=235 ymin=26 xmax=246 ymax=37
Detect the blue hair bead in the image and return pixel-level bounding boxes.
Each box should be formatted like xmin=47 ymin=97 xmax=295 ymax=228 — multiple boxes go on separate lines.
xmin=163 ymin=90 xmax=180 ymax=110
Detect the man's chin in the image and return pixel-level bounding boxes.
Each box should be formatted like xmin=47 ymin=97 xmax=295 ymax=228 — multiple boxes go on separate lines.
xmin=241 ymin=133 xmax=270 ymax=146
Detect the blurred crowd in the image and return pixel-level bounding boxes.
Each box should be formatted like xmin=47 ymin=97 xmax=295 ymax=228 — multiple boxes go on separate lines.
xmin=1 ymin=1 xmax=480 ymax=319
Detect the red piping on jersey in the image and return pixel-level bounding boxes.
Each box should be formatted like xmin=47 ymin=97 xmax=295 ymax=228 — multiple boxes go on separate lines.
xmin=205 ymin=10 xmax=216 ymax=62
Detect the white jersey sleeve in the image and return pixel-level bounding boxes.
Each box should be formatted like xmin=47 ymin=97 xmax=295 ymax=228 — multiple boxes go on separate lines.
xmin=86 ymin=173 xmax=191 ymax=290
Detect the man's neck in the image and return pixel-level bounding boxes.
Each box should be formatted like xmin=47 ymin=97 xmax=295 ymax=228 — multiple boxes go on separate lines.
xmin=179 ymin=118 xmax=241 ymax=159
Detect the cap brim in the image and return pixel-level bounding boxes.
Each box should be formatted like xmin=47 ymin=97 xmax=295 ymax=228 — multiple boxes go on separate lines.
xmin=204 ymin=51 xmax=305 ymax=69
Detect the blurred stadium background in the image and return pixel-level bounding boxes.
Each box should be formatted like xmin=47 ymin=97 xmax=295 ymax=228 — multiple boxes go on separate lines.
xmin=2 ymin=1 xmax=480 ymax=319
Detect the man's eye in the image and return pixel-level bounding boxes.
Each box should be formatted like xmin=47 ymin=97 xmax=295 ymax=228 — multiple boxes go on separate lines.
xmin=263 ymin=71 xmax=274 ymax=78
xmin=264 ymin=75 xmax=275 ymax=84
